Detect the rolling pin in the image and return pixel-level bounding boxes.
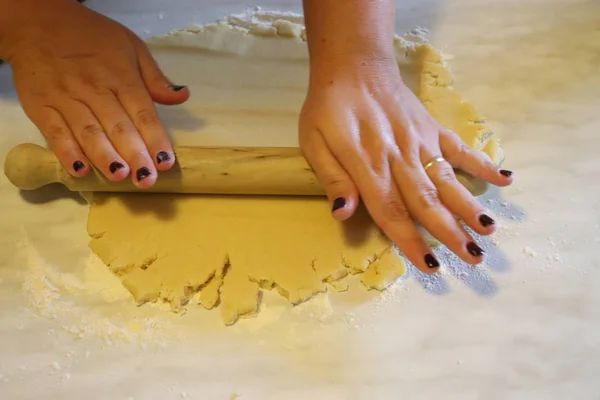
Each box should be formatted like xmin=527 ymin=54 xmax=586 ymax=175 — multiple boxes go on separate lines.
xmin=3 ymin=143 xmax=488 ymax=196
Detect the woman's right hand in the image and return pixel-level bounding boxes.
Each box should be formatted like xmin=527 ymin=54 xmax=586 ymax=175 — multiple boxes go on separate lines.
xmin=0 ymin=0 xmax=189 ymax=188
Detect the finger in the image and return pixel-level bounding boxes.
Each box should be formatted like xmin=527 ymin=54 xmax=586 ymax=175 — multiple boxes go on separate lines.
xmin=440 ymin=130 xmax=514 ymax=186
xmin=392 ymin=154 xmax=485 ymax=264
xmin=425 ymin=157 xmax=497 ymax=236
xmin=133 ymin=36 xmax=190 ymax=105
xmin=116 ymin=85 xmax=175 ymax=172
xmin=359 ymin=172 xmax=441 ymax=274
xmin=28 ymin=105 xmax=90 ymax=177
xmin=85 ymin=92 xmax=158 ymax=188
xmin=56 ymin=99 xmax=130 ymax=182
xmin=300 ymin=129 xmax=359 ymax=221
xmin=323 ymin=123 xmax=441 ymax=273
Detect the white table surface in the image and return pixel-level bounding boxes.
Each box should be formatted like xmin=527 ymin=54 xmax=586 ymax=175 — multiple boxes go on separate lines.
xmin=1 ymin=0 xmax=599 ymax=399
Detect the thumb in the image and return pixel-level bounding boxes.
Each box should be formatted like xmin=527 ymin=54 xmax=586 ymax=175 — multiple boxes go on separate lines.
xmin=300 ymin=131 xmax=359 ymax=221
xmin=133 ymin=37 xmax=190 ymax=105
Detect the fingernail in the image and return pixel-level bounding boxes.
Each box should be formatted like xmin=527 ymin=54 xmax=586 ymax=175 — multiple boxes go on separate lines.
xmin=170 ymin=85 xmax=186 ymax=91
xmin=156 ymin=151 xmax=171 ymax=164
xmin=479 ymin=214 xmax=495 ymax=227
xmin=467 ymin=242 xmax=485 ymax=257
xmin=424 ymin=254 xmax=440 ymax=268
xmin=109 ymin=161 xmax=124 ymax=174
xmin=73 ymin=160 xmax=85 ymax=172
xmin=332 ymin=197 xmax=346 ymax=212
xmin=500 ymin=169 xmax=513 ymax=177
xmin=136 ymin=167 xmax=152 ymax=181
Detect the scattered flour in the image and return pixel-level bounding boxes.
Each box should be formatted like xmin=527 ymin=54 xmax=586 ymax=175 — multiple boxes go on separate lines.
xmin=523 ymin=247 xmax=538 ymax=258
xmin=17 ymin=236 xmax=179 ymax=348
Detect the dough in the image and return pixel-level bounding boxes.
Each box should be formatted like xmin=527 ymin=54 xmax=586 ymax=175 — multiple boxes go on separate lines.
xmin=87 ymin=10 xmax=503 ymax=325
xmin=88 ymin=195 xmax=404 ymax=324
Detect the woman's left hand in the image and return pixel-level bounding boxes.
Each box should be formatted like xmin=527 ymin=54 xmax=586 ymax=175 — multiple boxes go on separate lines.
xmin=299 ymin=58 xmax=514 ymax=273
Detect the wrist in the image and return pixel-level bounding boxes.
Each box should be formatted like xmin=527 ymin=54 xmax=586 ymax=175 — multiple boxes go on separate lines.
xmin=308 ymin=49 xmax=399 ymax=89
xmin=0 ymin=0 xmax=74 ymax=61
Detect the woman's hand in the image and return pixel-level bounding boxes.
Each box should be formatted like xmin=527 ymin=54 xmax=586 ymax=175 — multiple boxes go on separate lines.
xmin=299 ymin=58 xmax=514 ymax=273
xmin=0 ymin=0 xmax=189 ymax=187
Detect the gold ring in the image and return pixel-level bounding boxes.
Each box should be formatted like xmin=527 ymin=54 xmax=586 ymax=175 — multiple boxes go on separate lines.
xmin=423 ymin=156 xmax=446 ymax=172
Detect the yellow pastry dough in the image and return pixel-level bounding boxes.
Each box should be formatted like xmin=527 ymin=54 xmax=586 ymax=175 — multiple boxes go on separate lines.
xmin=88 ymin=195 xmax=405 ymax=325
xmin=87 ymin=10 xmax=503 ymax=325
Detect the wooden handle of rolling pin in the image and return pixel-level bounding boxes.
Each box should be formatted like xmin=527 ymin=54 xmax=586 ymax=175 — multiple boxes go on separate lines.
xmin=4 ymin=143 xmax=323 ymax=196
xmin=3 ymin=143 xmax=489 ymax=196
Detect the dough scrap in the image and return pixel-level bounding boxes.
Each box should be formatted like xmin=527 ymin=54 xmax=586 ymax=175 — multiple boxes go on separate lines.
xmin=87 ymin=10 xmax=503 ymax=325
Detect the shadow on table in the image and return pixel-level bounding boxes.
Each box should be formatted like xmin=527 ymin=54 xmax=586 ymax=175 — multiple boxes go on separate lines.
xmin=90 ymin=191 xmax=179 ymax=220
xmin=408 ymin=186 xmax=526 ymax=298
xmin=19 ymin=183 xmax=87 ymax=205
xmin=0 ymin=62 xmax=18 ymax=101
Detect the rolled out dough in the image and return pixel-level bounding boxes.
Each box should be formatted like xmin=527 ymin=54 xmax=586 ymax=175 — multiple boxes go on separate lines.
xmin=87 ymin=10 xmax=503 ymax=325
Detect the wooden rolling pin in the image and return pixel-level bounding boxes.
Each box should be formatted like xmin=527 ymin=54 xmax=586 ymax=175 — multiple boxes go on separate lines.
xmin=3 ymin=143 xmax=488 ymax=196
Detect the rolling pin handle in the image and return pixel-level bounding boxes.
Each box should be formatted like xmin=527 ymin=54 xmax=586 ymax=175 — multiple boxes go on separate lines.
xmin=4 ymin=143 xmax=62 ymax=190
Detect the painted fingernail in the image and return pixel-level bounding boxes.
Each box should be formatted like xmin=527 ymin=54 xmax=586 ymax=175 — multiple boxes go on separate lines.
xmin=156 ymin=151 xmax=171 ymax=164
xmin=109 ymin=161 xmax=124 ymax=174
xmin=136 ymin=167 xmax=152 ymax=181
xmin=424 ymin=254 xmax=440 ymax=268
xmin=332 ymin=197 xmax=346 ymax=212
xmin=500 ymin=169 xmax=513 ymax=177
xmin=467 ymin=242 xmax=485 ymax=257
xmin=73 ymin=160 xmax=85 ymax=172
xmin=479 ymin=214 xmax=495 ymax=227
xmin=170 ymin=85 xmax=186 ymax=91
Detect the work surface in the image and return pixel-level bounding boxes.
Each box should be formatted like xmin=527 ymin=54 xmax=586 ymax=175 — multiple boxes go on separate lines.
xmin=1 ymin=0 xmax=599 ymax=399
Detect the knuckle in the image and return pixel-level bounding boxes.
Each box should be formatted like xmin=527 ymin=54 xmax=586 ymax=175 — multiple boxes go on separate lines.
xmin=77 ymin=76 xmax=111 ymax=97
xmin=382 ymin=196 xmax=411 ymax=222
xmin=443 ymin=136 xmax=468 ymax=163
xmin=319 ymin=172 xmax=348 ymax=189
xmin=80 ymin=123 xmax=104 ymax=140
xmin=450 ymin=142 xmax=471 ymax=163
xmin=43 ymin=124 xmax=68 ymax=142
xmin=436 ymin=165 xmax=457 ymax=184
xmin=134 ymin=108 xmax=159 ymax=128
xmin=28 ymin=88 xmax=51 ymax=101
xmin=109 ymin=120 xmax=133 ymax=139
xmin=455 ymin=141 xmax=469 ymax=156
xmin=116 ymin=80 xmax=140 ymax=93
xmin=362 ymin=141 xmax=387 ymax=167
xmin=478 ymin=152 xmax=496 ymax=170
xmin=87 ymin=83 xmax=113 ymax=97
xmin=55 ymin=147 xmax=78 ymax=163
xmin=415 ymin=185 xmax=441 ymax=210
xmin=369 ymin=158 xmax=388 ymax=177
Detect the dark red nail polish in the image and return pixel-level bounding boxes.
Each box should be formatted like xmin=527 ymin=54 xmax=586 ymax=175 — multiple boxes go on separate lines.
xmin=500 ymin=169 xmax=513 ymax=177
xmin=136 ymin=167 xmax=151 ymax=181
xmin=479 ymin=214 xmax=495 ymax=227
xmin=467 ymin=242 xmax=485 ymax=257
xmin=109 ymin=161 xmax=124 ymax=174
xmin=156 ymin=151 xmax=171 ymax=164
xmin=332 ymin=197 xmax=346 ymax=212
xmin=170 ymin=85 xmax=186 ymax=91
xmin=424 ymin=254 xmax=440 ymax=268
xmin=73 ymin=160 xmax=85 ymax=172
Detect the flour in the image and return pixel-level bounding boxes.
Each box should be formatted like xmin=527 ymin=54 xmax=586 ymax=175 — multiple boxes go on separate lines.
xmin=18 ymin=236 xmax=179 ymax=348
xmin=523 ymin=247 xmax=538 ymax=258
